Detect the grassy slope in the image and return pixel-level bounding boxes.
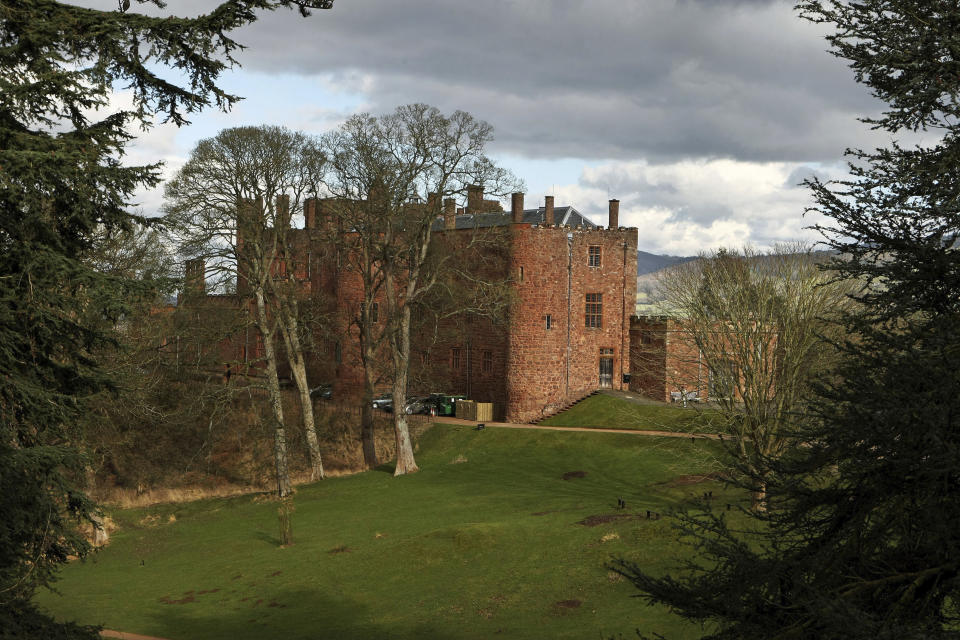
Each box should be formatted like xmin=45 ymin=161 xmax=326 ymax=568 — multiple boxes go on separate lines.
xmin=36 ymin=425 xmax=738 ymax=640
xmin=539 ymin=393 xmax=721 ymax=433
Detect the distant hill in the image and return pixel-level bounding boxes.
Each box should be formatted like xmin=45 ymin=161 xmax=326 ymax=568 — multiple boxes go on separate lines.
xmin=636 ymin=251 xmax=697 ymax=276
xmin=634 ymin=249 xmax=840 ymax=315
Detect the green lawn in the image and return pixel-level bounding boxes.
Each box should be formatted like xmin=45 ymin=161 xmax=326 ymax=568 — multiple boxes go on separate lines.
xmin=539 ymin=392 xmax=722 ymax=433
xmin=35 ymin=424 xmax=739 ymax=640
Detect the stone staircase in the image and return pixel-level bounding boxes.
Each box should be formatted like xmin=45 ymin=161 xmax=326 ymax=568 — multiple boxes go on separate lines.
xmin=530 ymin=390 xmax=599 ymax=424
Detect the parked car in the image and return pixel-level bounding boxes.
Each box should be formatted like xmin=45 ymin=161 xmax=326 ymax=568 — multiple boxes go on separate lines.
xmin=372 ymin=393 xmax=393 ymax=412
xmin=310 ymin=383 xmax=333 ymax=400
xmin=670 ymin=390 xmax=700 ymax=404
xmin=403 ymin=396 xmax=431 ymax=415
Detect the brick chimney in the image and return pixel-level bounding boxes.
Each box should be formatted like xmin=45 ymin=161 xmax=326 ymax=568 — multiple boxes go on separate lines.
xmin=318 ymin=198 xmax=337 ymax=233
xmin=544 ymin=195 xmax=555 ymax=226
xmin=444 ymin=198 xmax=456 ymax=230
xmin=276 ymin=194 xmax=291 ymax=229
xmin=185 ymin=258 xmax=205 ymax=295
xmin=236 ymin=197 xmax=263 ymax=251
xmin=512 ymin=192 xmax=524 ymax=224
xmin=304 ymin=198 xmax=317 ymax=229
xmin=467 ymin=184 xmax=483 ymax=213
xmin=608 ymin=199 xmax=620 ymax=229
xmin=427 ymin=192 xmax=439 ymax=212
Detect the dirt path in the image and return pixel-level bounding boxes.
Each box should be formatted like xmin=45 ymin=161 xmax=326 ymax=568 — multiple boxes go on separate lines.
xmin=102 ymin=631 xmax=171 ymax=640
xmin=436 ymin=417 xmax=726 ymax=440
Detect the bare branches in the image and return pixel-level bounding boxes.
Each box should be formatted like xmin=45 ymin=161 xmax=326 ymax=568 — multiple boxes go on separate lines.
xmin=655 ymin=245 xmax=853 ymax=503
xmin=321 ymin=105 xmax=520 ymax=475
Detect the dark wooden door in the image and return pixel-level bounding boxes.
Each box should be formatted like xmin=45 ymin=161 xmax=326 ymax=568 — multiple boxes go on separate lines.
xmin=599 ymin=349 xmax=614 ymax=388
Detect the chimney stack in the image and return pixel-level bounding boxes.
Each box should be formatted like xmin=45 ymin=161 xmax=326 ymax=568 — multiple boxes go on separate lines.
xmin=467 ymin=184 xmax=483 ymax=213
xmin=304 ymin=198 xmax=317 ymax=229
xmin=444 ymin=198 xmax=456 ymax=230
xmin=544 ymin=195 xmax=555 ymax=226
xmin=512 ymin=192 xmax=524 ymax=224
xmin=236 ymin=197 xmax=262 ymax=251
xmin=276 ymin=194 xmax=291 ymax=229
xmin=427 ymin=192 xmax=439 ymax=212
xmin=608 ymin=199 xmax=620 ymax=229
xmin=185 ymin=258 xmax=205 ymax=296
xmin=318 ymin=198 xmax=338 ymax=233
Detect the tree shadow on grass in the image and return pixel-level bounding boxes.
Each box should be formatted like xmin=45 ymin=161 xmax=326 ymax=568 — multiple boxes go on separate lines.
xmin=146 ymin=586 xmax=454 ymax=640
xmin=253 ymin=530 xmax=281 ymax=547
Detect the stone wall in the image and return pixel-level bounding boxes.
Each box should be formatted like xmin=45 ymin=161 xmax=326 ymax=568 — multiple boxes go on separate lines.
xmin=506 ymin=224 xmax=638 ymax=422
xmin=199 ymin=194 xmax=640 ymax=423
xmin=629 ymin=316 xmax=709 ymax=403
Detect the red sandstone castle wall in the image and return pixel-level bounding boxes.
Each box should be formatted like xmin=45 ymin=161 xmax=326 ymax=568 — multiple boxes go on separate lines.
xmin=407 ymin=227 xmax=511 ymax=413
xmin=629 ymin=316 xmax=709 ymax=403
xmin=203 ymin=195 xmax=640 ymax=423
xmin=629 ymin=316 xmax=669 ymax=402
xmin=506 ymin=225 xmax=638 ymax=422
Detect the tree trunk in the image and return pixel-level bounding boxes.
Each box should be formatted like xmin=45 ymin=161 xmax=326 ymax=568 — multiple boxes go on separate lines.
xmin=392 ymin=381 xmax=419 ymax=476
xmin=274 ymin=300 xmax=325 ymax=481
xmin=294 ymin=367 xmax=324 ymax=481
xmin=752 ymin=479 xmax=767 ymax=512
xmin=255 ymin=291 xmax=292 ymax=498
xmin=360 ymin=398 xmax=378 ymax=469
xmin=391 ymin=306 xmax=419 ymax=476
xmin=273 ymin=422 xmax=291 ymax=498
xmin=278 ymin=496 xmax=294 ymax=546
xmin=360 ymin=345 xmax=378 ymax=468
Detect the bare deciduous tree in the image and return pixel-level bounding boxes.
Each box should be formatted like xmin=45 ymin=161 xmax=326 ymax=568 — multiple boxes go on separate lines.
xmin=655 ymin=245 xmax=852 ymax=508
xmin=321 ymin=104 xmax=520 ymax=475
xmin=164 ymin=126 xmax=327 ymax=499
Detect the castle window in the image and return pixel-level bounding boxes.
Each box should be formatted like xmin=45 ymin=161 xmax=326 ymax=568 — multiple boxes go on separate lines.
xmin=519 ymin=266 xmax=524 ymax=282
xmin=588 ymin=246 xmax=601 ymax=268
xmin=451 ymin=347 xmax=462 ymax=369
xmin=294 ymin=254 xmax=309 ymax=280
xmin=335 ymin=341 xmax=342 ymax=364
xmin=372 ymin=302 xmax=379 ymax=323
xmin=585 ymin=293 xmax=603 ymax=328
xmin=545 ymin=314 xmax=553 ymax=330
xmin=482 ymin=350 xmax=492 ymax=373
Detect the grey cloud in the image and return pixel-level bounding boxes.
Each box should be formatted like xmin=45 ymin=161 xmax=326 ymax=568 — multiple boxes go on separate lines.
xmin=233 ymin=0 xmax=882 ymax=162
xmin=578 ymin=166 xmax=677 ymax=197
xmin=578 ymin=169 xmax=737 ymax=226
xmin=97 ymin=0 xmax=883 ymax=163
xmin=669 ymin=203 xmax=736 ymax=225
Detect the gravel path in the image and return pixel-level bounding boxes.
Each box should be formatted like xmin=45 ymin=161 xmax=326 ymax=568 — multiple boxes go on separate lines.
xmin=102 ymin=631 xmax=171 ymax=640
xmin=436 ymin=417 xmax=726 ymax=440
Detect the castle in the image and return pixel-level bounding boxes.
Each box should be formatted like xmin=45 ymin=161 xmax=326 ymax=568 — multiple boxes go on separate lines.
xmin=184 ymin=186 xmax=640 ymax=423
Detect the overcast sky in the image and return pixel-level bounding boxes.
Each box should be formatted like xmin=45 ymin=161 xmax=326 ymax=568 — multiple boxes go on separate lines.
xmin=95 ymin=0 xmax=896 ymax=255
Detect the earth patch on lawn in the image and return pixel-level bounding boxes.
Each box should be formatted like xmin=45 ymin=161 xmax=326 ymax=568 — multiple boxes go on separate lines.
xmin=577 ymin=513 xmax=653 ymax=527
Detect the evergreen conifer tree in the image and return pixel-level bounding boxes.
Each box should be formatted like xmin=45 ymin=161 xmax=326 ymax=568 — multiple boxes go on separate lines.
xmin=0 ymin=1 xmax=330 ymax=635
xmin=615 ymin=3 xmax=960 ymax=638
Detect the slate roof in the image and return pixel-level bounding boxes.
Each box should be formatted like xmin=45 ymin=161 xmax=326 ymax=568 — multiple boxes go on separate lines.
xmin=431 ymin=206 xmax=597 ymax=231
